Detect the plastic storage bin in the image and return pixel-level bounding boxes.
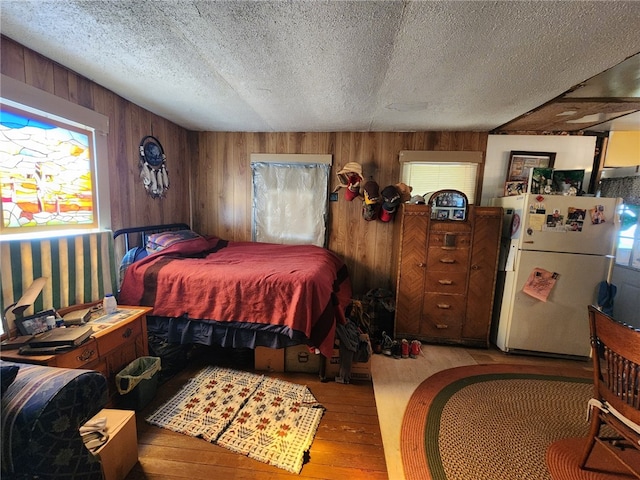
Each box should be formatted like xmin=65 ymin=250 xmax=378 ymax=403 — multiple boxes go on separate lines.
xmin=116 ymin=356 xmax=161 ymax=411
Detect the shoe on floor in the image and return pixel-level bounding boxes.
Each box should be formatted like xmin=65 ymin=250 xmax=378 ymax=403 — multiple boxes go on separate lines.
xmin=410 ymin=339 xmax=422 ymax=358
xmin=401 ymin=339 xmax=409 ymax=359
xmin=391 ymin=341 xmax=402 ymax=359
xmin=381 ymin=331 xmax=394 ymax=356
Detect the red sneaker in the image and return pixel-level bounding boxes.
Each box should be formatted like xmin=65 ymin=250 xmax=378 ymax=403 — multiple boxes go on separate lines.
xmin=401 ymin=339 xmax=409 ymax=359
xmin=410 ymin=340 xmax=421 ymax=358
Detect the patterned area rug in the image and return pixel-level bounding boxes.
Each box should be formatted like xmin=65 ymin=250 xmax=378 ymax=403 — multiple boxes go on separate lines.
xmin=401 ymin=364 xmax=596 ymax=480
xmin=146 ymin=366 xmax=324 ymax=473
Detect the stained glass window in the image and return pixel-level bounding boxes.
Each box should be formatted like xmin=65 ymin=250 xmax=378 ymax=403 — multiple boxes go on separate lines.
xmin=0 ymin=104 xmax=98 ymax=234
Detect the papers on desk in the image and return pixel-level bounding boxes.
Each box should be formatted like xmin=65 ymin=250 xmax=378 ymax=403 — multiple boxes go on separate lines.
xmin=89 ymin=308 xmax=147 ymax=331
xmin=92 ymin=308 xmax=146 ymax=324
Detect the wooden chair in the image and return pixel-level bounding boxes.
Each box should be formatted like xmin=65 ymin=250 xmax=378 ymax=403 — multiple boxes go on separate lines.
xmin=579 ymin=305 xmax=640 ymax=478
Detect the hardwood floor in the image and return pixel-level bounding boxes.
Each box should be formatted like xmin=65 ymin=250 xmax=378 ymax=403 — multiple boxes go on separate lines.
xmin=124 ymin=344 xmax=591 ymax=480
xmin=125 ymin=346 xmax=387 ymax=480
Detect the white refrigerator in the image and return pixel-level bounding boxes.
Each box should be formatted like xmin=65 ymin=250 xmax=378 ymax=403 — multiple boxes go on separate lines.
xmin=491 ymin=194 xmax=621 ymax=358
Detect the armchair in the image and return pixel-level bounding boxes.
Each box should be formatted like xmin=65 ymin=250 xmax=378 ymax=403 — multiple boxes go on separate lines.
xmin=1 ymin=360 xmax=108 ymax=479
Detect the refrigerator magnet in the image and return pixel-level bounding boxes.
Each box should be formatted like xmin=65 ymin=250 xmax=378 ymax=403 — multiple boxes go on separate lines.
xmin=510 ymin=212 xmax=521 ymax=238
xmin=529 ymin=214 xmax=545 ymax=231
xmin=589 ymin=205 xmax=606 ymax=224
xmin=567 ymin=207 xmax=586 ymax=232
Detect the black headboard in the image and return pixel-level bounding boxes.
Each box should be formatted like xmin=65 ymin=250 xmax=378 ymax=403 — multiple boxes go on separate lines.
xmin=113 ymin=223 xmax=190 ymax=252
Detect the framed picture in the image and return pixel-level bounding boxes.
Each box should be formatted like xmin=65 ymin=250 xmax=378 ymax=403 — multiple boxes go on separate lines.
xmin=435 ymin=209 xmax=450 ymax=220
xmin=552 ymin=169 xmax=585 ymax=195
xmin=453 ymin=209 xmax=466 ymax=220
xmin=15 ymin=309 xmax=57 ymax=336
xmin=506 ymin=151 xmax=556 ymax=184
xmin=504 ymin=181 xmax=527 ymax=196
xmin=530 ymin=167 xmax=554 ymax=194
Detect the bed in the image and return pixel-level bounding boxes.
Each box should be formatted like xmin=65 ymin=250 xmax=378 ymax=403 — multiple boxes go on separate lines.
xmin=114 ymin=224 xmax=351 ymax=358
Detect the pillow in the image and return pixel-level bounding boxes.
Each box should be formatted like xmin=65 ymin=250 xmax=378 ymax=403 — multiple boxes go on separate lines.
xmin=145 ymin=229 xmax=201 ymax=254
xmin=119 ymin=246 xmax=148 ymax=287
xmin=1 ymin=365 xmax=19 ymax=397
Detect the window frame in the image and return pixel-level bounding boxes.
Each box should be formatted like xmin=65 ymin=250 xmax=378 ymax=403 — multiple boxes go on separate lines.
xmin=0 ymin=74 xmax=111 ymax=239
xmin=615 ymin=202 xmax=640 ymax=271
xmin=399 ymin=150 xmax=484 ymax=204
xmin=250 ymin=154 xmax=331 ymax=247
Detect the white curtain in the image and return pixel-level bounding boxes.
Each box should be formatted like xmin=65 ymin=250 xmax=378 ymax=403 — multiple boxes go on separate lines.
xmin=251 ymin=161 xmax=330 ymax=247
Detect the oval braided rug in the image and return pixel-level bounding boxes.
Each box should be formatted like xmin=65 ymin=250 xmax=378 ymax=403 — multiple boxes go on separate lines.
xmin=401 ymin=364 xmax=596 ymax=480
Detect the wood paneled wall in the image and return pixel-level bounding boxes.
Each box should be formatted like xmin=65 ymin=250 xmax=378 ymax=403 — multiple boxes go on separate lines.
xmin=1 ymin=36 xmax=192 ymax=261
xmin=194 ymin=132 xmax=488 ymax=295
xmin=3 ymin=37 xmax=489 ymax=296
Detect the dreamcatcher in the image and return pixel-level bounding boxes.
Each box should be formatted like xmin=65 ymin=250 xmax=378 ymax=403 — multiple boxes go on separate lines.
xmin=139 ymin=135 xmax=169 ymax=198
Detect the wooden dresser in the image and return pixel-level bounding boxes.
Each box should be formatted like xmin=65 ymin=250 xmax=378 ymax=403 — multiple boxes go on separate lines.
xmin=393 ymin=200 xmax=502 ymax=347
xmin=1 ymin=306 xmax=151 ymax=406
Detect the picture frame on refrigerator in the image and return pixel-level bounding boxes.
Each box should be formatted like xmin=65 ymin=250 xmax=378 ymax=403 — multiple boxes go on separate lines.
xmin=551 ymin=169 xmax=585 ymax=195
xmin=530 ymin=167 xmax=554 ymax=194
xmin=506 ymin=151 xmax=556 ymax=186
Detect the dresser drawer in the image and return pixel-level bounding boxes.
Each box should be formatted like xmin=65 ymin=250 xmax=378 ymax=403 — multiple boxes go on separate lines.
xmin=54 ymin=338 xmax=100 ymax=368
xmin=421 ymin=294 xmax=465 ymax=337
xmin=96 ymin=318 xmax=142 ymax=357
xmin=428 ymin=232 xmax=471 ymax=248
xmin=427 ymin=246 xmax=469 ymax=272
xmin=425 ymin=271 xmax=467 ymax=294
xmin=104 ymin=341 xmax=138 ymax=377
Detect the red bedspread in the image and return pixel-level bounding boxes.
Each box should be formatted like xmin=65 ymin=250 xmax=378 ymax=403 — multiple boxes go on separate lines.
xmin=118 ymin=236 xmax=351 ymax=357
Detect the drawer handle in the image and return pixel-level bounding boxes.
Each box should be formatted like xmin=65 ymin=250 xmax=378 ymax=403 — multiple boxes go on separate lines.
xmin=417 ymin=262 xmax=426 ymax=267
xmin=122 ymin=328 xmax=133 ymax=339
xmin=77 ymin=349 xmax=95 ymax=362
xmin=435 ymin=323 xmax=449 ymax=329
xmin=438 ymin=279 xmax=453 ymax=285
xmin=471 ymin=264 xmax=480 ymax=270
xmin=440 ymin=258 xmax=455 ymax=264
xmin=437 ymin=303 xmax=451 ymax=309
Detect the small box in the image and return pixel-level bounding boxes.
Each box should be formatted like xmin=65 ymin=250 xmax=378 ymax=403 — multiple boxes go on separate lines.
xmin=254 ymin=346 xmax=285 ymax=372
xmin=285 ymin=345 xmax=321 ymax=373
xmin=87 ymin=409 xmax=138 ymax=480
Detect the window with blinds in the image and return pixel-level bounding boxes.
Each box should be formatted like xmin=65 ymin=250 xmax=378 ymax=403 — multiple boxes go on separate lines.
xmin=398 ymin=150 xmax=483 ymax=204
xmin=401 ymin=163 xmax=478 ymax=203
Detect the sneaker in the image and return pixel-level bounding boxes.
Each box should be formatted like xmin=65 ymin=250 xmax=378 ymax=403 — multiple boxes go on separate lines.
xmin=410 ymin=340 xmax=422 ymax=358
xmin=401 ymin=339 xmax=409 ymax=359
xmin=381 ymin=331 xmax=394 ymax=356
xmin=391 ymin=341 xmax=402 ymax=359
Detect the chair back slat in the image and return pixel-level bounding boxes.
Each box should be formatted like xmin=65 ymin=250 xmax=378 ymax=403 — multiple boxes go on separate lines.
xmin=589 ymin=305 xmax=640 ymax=426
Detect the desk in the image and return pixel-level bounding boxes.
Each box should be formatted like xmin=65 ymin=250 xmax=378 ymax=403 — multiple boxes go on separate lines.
xmin=1 ymin=306 xmax=152 ymax=406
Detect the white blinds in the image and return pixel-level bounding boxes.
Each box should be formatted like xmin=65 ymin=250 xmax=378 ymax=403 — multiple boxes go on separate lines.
xmin=401 ymin=162 xmax=478 ymax=204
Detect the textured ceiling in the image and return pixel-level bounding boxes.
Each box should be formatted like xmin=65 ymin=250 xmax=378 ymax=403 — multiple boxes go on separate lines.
xmin=1 ymin=1 xmax=640 ymax=133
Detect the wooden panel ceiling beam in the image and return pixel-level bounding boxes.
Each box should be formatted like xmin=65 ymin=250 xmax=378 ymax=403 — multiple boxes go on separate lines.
xmin=494 ymin=101 xmax=640 ymax=133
